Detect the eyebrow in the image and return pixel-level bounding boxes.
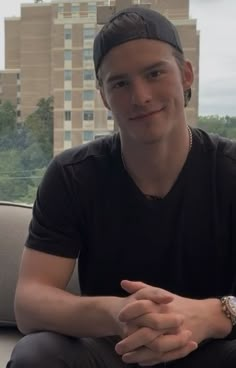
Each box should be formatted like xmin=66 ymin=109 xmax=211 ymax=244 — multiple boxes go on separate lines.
xmin=106 ymin=61 xmax=169 ymax=85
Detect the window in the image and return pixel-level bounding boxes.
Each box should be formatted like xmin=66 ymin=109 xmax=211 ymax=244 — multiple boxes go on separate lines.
xmin=83 ymin=49 xmax=93 ymax=61
xmin=64 ymin=29 xmax=72 ymax=40
xmin=58 ymin=5 xmax=64 ymax=14
xmin=83 ymin=111 xmax=94 ymax=120
xmin=16 ymin=73 xmax=20 ymax=80
xmin=17 ymin=110 xmax=21 ymax=117
xmin=83 ymin=130 xmax=94 ymax=141
xmin=83 ymin=70 xmax=94 ymax=80
xmin=88 ymin=4 xmax=97 ymax=14
xmin=17 ymin=97 xmax=21 ymax=104
xmin=107 ymin=110 xmax=113 ymax=120
xmin=64 ymin=91 xmax=72 ymax=101
xmin=72 ymin=5 xmax=79 ymax=15
xmin=83 ymin=28 xmax=95 ymax=40
xmin=64 ymin=131 xmax=71 ymax=141
xmin=65 ymin=111 xmax=71 ymax=121
xmin=64 ymin=70 xmax=72 ymax=81
xmin=64 ymin=50 xmax=72 ymax=61
xmin=83 ymin=90 xmax=94 ymax=101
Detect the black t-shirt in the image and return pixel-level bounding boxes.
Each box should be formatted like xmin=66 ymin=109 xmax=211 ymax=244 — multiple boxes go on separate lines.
xmin=26 ymin=128 xmax=236 ymax=299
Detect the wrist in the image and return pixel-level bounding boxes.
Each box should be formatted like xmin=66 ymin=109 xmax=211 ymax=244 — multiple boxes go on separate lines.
xmin=204 ymin=298 xmax=232 ymax=339
xmin=107 ymin=296 xmax=127 ymax=336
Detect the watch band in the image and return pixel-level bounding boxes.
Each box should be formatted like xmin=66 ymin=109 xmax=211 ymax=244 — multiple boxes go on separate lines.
xmin=221 ymin=296 xmax=236 ymax=326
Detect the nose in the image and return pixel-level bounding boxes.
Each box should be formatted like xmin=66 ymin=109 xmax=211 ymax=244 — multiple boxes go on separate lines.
xmin=130 ymin=79 xmax=152 ymax=106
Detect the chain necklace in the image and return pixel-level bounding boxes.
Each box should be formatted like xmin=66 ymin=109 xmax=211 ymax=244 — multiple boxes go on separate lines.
xmin=187 ymin=125 xmax=193 ymax=152
xmin=121 ymin=126 xmax=193 ymax=200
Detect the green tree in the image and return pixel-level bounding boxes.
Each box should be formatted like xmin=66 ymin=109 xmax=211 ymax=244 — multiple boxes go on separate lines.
xmin=24 ymin=96 xmax=53 ymax=162
xmin=0 ymin=150 xmax=29 ymax=201
xmin=0 ymin=97 xmax=53 ymax=203
xmin=198 ymin=115 xmax=236 ymax=140
xmin=0 ymin=101 xmax=16 ymax=135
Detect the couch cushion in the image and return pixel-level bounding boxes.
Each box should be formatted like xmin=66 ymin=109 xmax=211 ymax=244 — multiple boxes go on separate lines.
xmin=0 ymin=202 xmax=80 ymax=327
xmin=0 ymin=327 xmax=23 ymax=367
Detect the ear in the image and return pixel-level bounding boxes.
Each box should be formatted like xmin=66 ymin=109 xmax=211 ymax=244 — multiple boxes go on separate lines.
xmin=99 ymin=87 xmax=111 ymax=110
xmin=183 ymin=60 xmax=194 ymax=90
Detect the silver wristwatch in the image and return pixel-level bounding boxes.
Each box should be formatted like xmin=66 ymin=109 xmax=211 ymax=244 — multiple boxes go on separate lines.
xmin=221 ymin=296 xmax=236 ymax=326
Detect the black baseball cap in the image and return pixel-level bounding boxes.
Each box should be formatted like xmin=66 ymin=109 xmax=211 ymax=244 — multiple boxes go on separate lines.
xmin=93 ymin=6 xmax=184 ymax=76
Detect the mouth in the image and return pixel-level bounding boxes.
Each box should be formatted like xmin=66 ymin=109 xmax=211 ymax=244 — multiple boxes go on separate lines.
xmin=129 ymin=107 xmax=165 ymax=120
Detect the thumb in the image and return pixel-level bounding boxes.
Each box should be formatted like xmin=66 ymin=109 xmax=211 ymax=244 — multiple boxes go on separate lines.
xmin=121 ymin=279 xmax=174 ymax=304
xmin=121 ymin=280 xmax=147 ymax=294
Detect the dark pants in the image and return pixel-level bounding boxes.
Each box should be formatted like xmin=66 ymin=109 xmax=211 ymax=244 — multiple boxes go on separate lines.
xmin=6 ymin=332 xmax=236 ymax=368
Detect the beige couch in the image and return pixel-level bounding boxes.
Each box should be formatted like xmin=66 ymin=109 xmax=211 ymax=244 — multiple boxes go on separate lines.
xmin=0 ymin=202 xmax=79 ymax=368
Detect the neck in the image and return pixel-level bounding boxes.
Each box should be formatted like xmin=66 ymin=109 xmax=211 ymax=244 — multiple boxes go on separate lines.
xmin=121 ymin=125 xmax=192 ymax=199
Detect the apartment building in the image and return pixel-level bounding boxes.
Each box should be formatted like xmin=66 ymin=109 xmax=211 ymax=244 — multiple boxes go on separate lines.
xmin=0 ymin=0 xmax=199 ymax=155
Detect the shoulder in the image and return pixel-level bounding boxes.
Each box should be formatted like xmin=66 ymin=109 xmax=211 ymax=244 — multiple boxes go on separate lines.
xmin=193 ymin=128 xmax=236 ymax=163
xmin=192 ymin=129 xmax=236 ymax=195
xmin=54 ymin=133 xmax=120 ymax=169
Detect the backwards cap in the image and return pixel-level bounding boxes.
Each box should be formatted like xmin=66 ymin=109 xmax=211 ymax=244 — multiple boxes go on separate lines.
xmin=93 ymin=6 xmax=184 ymax=76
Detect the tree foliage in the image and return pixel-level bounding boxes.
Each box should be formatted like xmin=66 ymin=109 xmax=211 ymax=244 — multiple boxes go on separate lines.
xmin=198 ymin=115 xmax=236 ymax=139
xmin=0 ymin=97 xmax=53 ymax=203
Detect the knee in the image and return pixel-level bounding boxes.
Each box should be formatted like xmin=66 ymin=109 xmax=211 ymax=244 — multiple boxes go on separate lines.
xmin=7 ymin=332 xmax=68 ymax=368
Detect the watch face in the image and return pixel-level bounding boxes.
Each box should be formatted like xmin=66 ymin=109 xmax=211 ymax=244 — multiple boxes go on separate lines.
xmin=228 ymin=296 xmax=236 ymax=315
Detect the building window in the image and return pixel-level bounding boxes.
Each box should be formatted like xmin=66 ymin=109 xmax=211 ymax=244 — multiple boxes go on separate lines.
xmin=83 ymin=70 xmax=94 ymax=81
xmin=107 ymin=110 xmax=113 ymax=120
xmin=64 ymin=50 xmax=72 ymax=61
xmin=83 ymin=28 xmax=95 ymax=40
xmin=83 ymin=49 xmax=93 ymax=61
xmin=83 ymin=90 xmax=94 ymax=101
xmin=64 ymin=70 xmax=72 ymax=80
xmin=83 ymin=111 xmax=94 ymax=120
xmin=58 ymin=5 xmax=64 ymax=14
xmin=72 ymin=4 xmax=79 ymax=15
xmin=17 ymin=110 xmax=21 ymax=117
xmin=16 ymin=73 xmax=20 ymax=80
xmin=83 ymin=130 xmax=94 ymax=141
xmin=64 ymin=28 xmax=72 ymax=40
xmin=17 ymin=97 xmax=21 ymax=105
xmin=64 ymin=91 xmax=72 ymax=101
xmin=65 ymin=111 xmax=71 ymax=121
xmin=64 ymin=131 xmax=71 ymax=141
xmin=17 ymin=85 xmax=21 ymax=92
xmin=88 ymin=3 xmax=96 ymax=14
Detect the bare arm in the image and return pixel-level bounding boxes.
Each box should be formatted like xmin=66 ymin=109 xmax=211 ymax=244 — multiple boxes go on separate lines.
xmin=15 ymin=247 xmax=124 ymax=337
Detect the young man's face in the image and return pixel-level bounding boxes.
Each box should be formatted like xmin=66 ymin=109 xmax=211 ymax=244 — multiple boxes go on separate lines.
xmin=99 ymin=38 xmax=193 ymax=145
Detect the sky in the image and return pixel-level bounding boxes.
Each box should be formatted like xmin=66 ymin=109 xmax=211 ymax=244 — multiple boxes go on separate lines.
xmin=0 ymin=0 xmax=235 ymax=116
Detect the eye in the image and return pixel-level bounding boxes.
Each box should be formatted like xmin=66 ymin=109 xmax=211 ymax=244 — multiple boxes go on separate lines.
xmin=112 ymin=80 xmax=128 ymax=89
xmin=148 ymin=70 xmax=161 ymax=79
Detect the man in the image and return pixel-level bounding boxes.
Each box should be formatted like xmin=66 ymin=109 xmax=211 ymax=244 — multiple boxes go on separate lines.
xmin=7 ymin=6 xmax=236 ymax=368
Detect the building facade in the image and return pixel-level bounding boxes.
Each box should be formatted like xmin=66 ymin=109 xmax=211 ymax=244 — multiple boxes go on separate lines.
xmin=0 ymin=0 xmax=199 ymax=155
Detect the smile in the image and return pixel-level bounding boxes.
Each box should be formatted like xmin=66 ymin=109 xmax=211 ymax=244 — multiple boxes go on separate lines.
xmin=130 ymin=107 xmax=165 ymax=120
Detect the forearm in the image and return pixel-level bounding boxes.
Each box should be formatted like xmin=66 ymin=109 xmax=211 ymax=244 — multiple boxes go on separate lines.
xmin=15 ymin=283 xmax=123 ymax=337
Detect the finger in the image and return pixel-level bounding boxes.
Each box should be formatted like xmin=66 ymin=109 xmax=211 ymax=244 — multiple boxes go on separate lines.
xmin=121 ymin=330 xmax=196 ymax=364
xmin=116 ymin=327 xmax=160 ymax=355
xmin=119 ymin=299 xmax=158 ymax=321
xmin=137 ymin=342 xmax=198 ymax=366
xmin=122 ymin=280 xmax=174 ymax=303
xmin=159 ymin=341 xmax=198 ymax=363
xmin=122 ymin=281 xmax=173 ymax=304
xmin=121 ymin=280 xmax=148 ymax=293
xmin=119 ymin=300 xmax=184 ymax=329
xmin=126 ymin=313 xmax=184 ymax=333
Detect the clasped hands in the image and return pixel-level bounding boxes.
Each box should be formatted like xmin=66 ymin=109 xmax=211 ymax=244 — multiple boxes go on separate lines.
xmin=114 ymin=280 xmax=210 ymax=366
